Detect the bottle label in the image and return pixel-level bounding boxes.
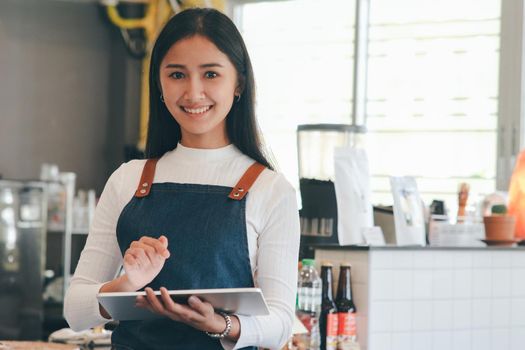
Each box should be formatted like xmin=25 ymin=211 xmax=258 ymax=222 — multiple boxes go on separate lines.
xmin=337 ymin=312 xmax=356 ymax=336
xmin=297 ymin=287 xmax=309 ymax=311
xmin=326 ymin=313 xmax=338 ymax=350
xmin=298 ymin=286 xmax=321 ymax=312
xmin=338 ymin=312 xmax=357 ymax=348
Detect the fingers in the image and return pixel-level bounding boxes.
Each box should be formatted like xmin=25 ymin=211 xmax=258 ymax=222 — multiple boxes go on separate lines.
xmin=123 ymin=252 xmax=137 ymax=267
xmin=139 ymin=236 xmax=171 ymax=258
xmin=135 ymin=293 xmax=149 ymax=309
xmin=125 ymin=247 xmax=150 ymax=268
xmin=135 ymin=294 xmax=145 ymax=305
xmin=144 ymin=287 xmax=171 ymax=318
xmin=125 ymin=236 xmax=170 ymax=264
xmin=136 ymin=291 xmax=159 ymax=317
xmin=130 ymin=240 xmax=162 ymax=259
xmin=129 ymin=243 xmax=161 ymax=266
xmin=158 ymin=235 xmax=168 ymax=248
xmin=130 ymin=241 xmax=155 ymax=254
xmin=139 ymin=287 xmax=217 ymax=331
xmin=187 ymin=295 xmax=214 ymax=317
xmin=159 ymin=287 xmax=194 ymax=319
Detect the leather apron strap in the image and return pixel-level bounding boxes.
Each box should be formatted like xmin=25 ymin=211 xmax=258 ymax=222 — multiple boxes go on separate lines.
xmin=228 ymin=162 xmax=266 ymax=200
xmin=135 ymin=159 xmax=266 ymax=200
xmin=134 ymin=158 xmax=159 ymax=198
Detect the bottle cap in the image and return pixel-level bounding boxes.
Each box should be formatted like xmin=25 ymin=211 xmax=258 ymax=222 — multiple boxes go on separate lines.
xmin=340 ymin=262 xmax=352 ymax=267
xmin=302 ymin=258 xmax=315 ymax=266
xmin=321 ymin=261 xmax=333 ymax=267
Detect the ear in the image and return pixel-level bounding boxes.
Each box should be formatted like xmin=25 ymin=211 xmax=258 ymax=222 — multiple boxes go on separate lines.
xmin=236 ymin=75 xmax=246 ymax=95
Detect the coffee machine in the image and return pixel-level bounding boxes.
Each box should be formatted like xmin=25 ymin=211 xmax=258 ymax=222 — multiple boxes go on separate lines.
xmin=297 ymin=124 xmax=366 ymax=255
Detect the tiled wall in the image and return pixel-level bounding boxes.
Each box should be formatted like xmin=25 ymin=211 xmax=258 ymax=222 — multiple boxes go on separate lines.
xmin=315 ymin=248 xmax=525 ymax=350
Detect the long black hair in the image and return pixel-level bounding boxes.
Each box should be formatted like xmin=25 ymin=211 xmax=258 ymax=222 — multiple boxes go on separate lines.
xmin=145 ymin=8 xmax=274 ymax=170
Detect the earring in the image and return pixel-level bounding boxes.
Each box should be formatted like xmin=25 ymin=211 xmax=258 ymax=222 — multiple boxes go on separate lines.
xmin=235 ymin=94 xmax=241 ymax=103
xmin=160 ymin=94 xmax=165 ymax=103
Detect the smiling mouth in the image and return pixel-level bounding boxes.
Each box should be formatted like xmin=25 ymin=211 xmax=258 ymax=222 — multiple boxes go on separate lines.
xmin=181 ymin=105 xmax=213 ymax=115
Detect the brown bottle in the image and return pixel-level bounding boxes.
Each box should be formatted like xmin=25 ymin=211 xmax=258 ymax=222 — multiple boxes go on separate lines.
xmin=320 ymin=262 xmax=338 ymax=350
xmin=336 ymin=263 xmax=358 ymax=349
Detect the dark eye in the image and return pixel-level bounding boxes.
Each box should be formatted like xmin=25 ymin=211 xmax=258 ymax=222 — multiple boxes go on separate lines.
xmin=205 ymin=71 xmax=218 ymax=79
xmin=170 ymin=72 xmax=184 ymax=79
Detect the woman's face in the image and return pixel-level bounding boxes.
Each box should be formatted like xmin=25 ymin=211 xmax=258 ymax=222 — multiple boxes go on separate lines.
xmin=159 ymin=35 xmax=239 ymax=149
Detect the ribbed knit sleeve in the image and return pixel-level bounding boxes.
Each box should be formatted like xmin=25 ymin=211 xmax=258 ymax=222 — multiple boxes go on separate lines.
xmin=64 ymin=162 xmax=131 ymax=331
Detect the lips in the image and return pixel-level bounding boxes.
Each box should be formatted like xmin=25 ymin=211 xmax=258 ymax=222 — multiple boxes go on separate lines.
xmin=181 ymin=105 xmax=213 ymax=115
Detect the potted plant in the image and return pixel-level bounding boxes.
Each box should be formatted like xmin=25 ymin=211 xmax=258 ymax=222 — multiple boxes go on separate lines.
xmin=483 ymin=204 xmax=516 ymax=241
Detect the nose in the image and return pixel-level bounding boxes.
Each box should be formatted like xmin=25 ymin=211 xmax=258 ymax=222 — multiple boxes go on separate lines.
xmin=183 ymin=76 xmax=205 ymax=101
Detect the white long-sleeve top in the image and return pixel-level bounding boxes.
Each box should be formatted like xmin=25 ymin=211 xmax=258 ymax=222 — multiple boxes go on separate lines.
xmin=64 ymin=143 xmax=300 ymax=350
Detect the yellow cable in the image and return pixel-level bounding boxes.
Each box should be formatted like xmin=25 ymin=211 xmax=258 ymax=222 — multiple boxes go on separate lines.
xmin=106 ymin=6 xmax=147 ymax=29
xmin=180 ymin=0 xmax=225 ymax=11
xmin=138 ymin=1 xmax=173 ymax=151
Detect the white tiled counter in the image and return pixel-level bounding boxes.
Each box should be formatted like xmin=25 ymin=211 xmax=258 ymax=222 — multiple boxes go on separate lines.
xmin=314 ymin=245 xmax=525 ymax=350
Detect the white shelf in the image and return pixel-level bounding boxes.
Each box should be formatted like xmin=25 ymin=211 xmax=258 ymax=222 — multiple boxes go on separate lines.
xmin=47 ymin=225 xmax=89 ymax=235
xmin=17 ymin=222 xmax=45 ymax=229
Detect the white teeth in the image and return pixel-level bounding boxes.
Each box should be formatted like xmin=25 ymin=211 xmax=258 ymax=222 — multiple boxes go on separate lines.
xmin=183 ymin=106 xmax=211 ymax=114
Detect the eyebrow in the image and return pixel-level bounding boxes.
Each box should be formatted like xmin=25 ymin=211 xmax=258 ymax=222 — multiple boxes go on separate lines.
xmin=164 ymin=63 xmax=224 ymax=69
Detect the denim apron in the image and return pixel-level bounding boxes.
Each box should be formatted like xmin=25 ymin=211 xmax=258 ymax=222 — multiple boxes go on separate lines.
xmin=110 ymin=158 xmax=265 ymax=350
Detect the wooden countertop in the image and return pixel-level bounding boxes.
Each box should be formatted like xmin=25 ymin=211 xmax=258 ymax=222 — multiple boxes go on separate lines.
xmin=0 ymin=342 xmax=79 ymax=350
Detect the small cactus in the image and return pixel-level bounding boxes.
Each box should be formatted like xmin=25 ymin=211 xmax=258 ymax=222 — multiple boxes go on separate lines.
xmin=491 ymin=204 xmax=507 ymax=215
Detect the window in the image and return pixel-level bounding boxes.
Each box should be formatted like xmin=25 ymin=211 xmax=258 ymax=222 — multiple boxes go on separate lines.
xmin=235 ymin=0 xmax=356 ymax=188
xmin=235 ymin=0 xmax=513 ymax=213
xmin=366 ymin=0 xmax=501 ymax=208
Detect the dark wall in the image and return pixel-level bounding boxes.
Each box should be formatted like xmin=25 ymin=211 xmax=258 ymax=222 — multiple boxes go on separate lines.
xmin=0 ymin=0 xmax=141 ymax=194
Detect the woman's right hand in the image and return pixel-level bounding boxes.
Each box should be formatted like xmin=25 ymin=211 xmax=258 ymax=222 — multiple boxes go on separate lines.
xmin=123 ymin=235 xmax=171 ymax=290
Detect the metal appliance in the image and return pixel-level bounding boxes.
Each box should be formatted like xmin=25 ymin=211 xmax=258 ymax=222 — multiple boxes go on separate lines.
xmin=297 ymin=124 xmax=366 ymax=252
xmin=0 ymin=180 xmax=47 ymax=340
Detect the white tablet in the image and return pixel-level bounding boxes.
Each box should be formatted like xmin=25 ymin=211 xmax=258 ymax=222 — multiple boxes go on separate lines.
xmin=97 ymin=287 xmax=269 ymax=321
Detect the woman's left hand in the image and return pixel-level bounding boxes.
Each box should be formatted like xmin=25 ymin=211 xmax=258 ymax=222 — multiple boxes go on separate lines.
xmin=135 ymin=287 xmax=228 ymax=334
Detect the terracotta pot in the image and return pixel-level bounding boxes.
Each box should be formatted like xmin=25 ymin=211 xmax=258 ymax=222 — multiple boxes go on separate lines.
xmin=483 ymin=215 xmax=516 ymax=240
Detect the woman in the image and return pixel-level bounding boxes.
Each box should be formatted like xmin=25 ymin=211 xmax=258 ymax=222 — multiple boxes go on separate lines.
xmin=64 ymin=7 xmax=300 ymax=350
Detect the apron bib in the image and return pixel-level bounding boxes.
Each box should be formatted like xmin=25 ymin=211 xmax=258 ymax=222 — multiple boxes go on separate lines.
xmin=111 ymin=159 xmax=265 ymax=350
